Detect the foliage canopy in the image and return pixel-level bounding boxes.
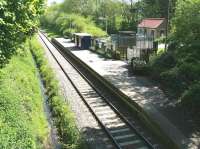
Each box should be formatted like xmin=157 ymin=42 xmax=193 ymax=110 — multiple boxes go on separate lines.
xmin=149 ymin=0 xmax=200 ymax=114
xmin=40 ymin=5 xmax=106 ymax=37
xmin=0 ymin=0 xmax=45 ymax=66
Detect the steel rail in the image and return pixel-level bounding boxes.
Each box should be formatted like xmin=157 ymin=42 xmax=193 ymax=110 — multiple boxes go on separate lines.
xmin=39 ymin=31 xmax=155 ymax=149
xmin=38 ymin=32 xmax=122 ymax=149
xmin=52 ymin=36 xmax=155 ymax=149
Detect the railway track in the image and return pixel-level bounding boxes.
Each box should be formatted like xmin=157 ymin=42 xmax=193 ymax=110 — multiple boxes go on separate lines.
xmin=38 ymin=31 xmax=156 ymax=149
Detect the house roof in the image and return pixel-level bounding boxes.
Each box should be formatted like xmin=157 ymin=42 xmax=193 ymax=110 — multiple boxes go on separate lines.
xmin=138 ymin=18 xmax=165 ymax=29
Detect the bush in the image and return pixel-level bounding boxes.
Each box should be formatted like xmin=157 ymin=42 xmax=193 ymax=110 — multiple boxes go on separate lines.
xmin=150 ymin=48 xmax=200 ymax=97
xmin=181 ymin=82 xmax=200 ymax=115
xmin=178 ymin=62 xmax=200 ymax=84
xmin=160 ymin=67 xmax=187 ymax=97
xmin=149 ymin=51 xmax=176 ymax=80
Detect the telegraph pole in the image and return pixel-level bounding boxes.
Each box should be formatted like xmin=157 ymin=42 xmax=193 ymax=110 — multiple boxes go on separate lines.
xmin=130 ymin=0 xmax=133 ymax=9
xmin=165 ymin=0 xmax=171 ymax=51
xmin=96 ymin=0 xmax=98 ymax=15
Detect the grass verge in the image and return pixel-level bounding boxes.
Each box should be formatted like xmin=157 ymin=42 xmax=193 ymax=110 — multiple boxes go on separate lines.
xmin=29 ymin=35 xmax=86 ymax=149
xmin=0 ymin=43 xmax=49 ymax=148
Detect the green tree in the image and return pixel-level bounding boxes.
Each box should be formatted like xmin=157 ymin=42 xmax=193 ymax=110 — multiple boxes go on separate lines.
xmin=137 ymin=0 xmax=176 ymax=18
xmin=97 ymin=0 xmax=123 ymax=33
xmin=149 ymin=0 xmax=200 ymax=111
xmin=120 ymin=1 xmax=139 ymax=31
xmin=171 ymin=0 xmax=200 ymax=45
xmin=61 ymin=0 xmax=96 ymax=16
xmin=0 ymin=0 xmax=44 ymax=66
xmin=141 ymin=0 xmax=162 ymax=17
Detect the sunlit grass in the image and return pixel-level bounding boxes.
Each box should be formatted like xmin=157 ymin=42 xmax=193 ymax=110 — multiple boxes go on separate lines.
xmin=0 ymin=45 xmax=49 ymax=148
xmin=30 ymin=35 xmax=87 ymax=148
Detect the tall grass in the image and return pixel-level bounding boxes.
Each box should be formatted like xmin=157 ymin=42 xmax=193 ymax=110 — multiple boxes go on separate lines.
xmin=30 ymin=36 xmax=87 ymax=149
xmin=0 ymin=43 xmax=49 ymax=148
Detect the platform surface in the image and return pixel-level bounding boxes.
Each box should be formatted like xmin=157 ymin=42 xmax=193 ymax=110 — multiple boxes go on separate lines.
xmin=55 ymin=38 xmax=200 ymax=149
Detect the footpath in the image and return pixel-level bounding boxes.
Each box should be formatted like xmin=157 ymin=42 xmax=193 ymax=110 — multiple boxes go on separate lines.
xmin=55 ymin=38 xmax=199 ymax=149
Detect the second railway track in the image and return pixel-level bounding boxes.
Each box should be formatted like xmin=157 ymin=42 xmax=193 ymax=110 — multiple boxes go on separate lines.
xmin=39 ymin=31 xmax=156 ymax=149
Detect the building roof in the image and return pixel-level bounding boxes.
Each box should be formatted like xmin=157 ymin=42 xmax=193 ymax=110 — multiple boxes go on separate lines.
xmin=138 ymin=18 xmax=165 ymax=29
xmin=73 ymin=33 xmax=91 ymax=37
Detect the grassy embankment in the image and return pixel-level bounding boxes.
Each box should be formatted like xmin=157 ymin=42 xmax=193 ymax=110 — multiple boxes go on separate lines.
xmin=0 ymin=43 xmax=49 ymax=148
xmin=30 ymin=36 xmax=86 ymax=149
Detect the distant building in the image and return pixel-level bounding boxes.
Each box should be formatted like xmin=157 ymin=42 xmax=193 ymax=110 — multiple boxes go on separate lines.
xmin=137 ymin=18 xmax=166 ymax=39
xmin=73 ymin=33 xmax=92 ymax=49
xmin=111 ymin=31 xmax=136 ymax=60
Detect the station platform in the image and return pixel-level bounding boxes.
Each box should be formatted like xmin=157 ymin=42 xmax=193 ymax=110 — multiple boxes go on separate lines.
xmin=54 ymin=37 xmax=199 ymax=149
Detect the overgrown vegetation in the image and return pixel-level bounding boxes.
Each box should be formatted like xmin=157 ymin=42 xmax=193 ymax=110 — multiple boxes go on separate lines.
xmin=40 ymin=0 xmax=137 ymax=36
xmin=40 ymin=11 xmax=106 ymax=37
xmin=42 ymin=0 xmax=126 ymax=34
xmin=42 ymin=0 xmax=177 ymax=35
xmin=0 ymin=0 xmax=45 ymax=66
xmin=138 ymin=0 xmax=177 ymax=18
xmin=149 ymin=0 xmax=200 ymax=116
xmin=30 ymin=36 xmax=86 ymax=149
xmin=0 ymin=43 xmax=49 ymax=148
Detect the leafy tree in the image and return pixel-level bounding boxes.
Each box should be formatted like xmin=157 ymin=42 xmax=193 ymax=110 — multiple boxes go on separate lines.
xmin=96 ymin=0 xmax=123 ymax=33
xmin=141 ymin=0 xmax=162 ymax=17
xmin=61 ymin=0 xmax=96 ymax=16
xmin=61 ymin=0 xmax=82 ymax=14
xmin=137 ymin=0 xmax=176 ymax=19
xmin=41 ymin=10 xmax=106 ymax=37
xmin=149 ymin=0 xmax=200 ymax=113
xmin=58 ymin=0 xmax=140 ymax=33
xmin=120 ymin=1 xmax=140 ymax=31
xmin=0 ymin=0 xmax=44 ymax=66
xmin=171 ymin=0 xmax=200 ymax=45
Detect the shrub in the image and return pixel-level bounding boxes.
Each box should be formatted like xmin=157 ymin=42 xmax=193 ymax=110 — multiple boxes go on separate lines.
xmin=149 ymin=51 xmax=176 ymax=80
xmin=178 ymin=62 xmax=200 ymax=84
xmin=160 ymin=67 xmax=187 ymax=97
xmin=181 ymin=82 xmax=200 ymax=115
